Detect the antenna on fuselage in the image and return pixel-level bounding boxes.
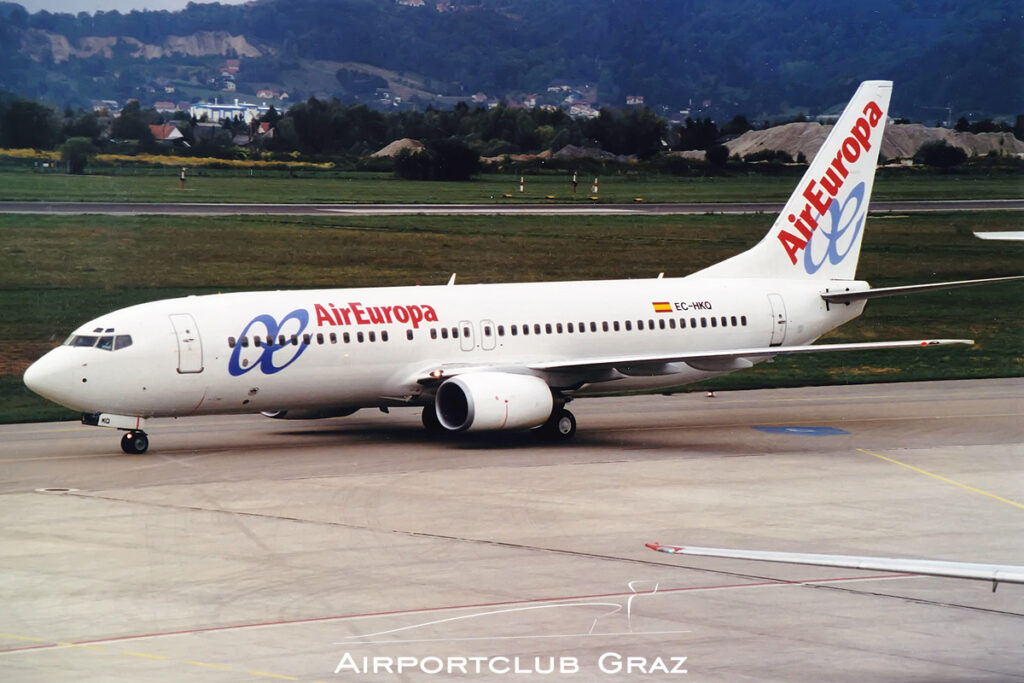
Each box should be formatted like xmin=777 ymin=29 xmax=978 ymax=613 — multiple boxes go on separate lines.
xmin=447 ymin=273 xmax=457 ymax=286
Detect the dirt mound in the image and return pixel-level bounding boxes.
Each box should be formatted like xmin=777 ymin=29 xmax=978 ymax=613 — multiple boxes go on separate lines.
xmin=725 ymin=123 xmax=1024 ymax=161
xmin=371 ymin=138 xmax=426 ymax=158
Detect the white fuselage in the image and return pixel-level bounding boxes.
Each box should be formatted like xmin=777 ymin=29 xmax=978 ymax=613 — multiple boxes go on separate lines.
xmin=26 ymin=275 xmax=865 ymax=419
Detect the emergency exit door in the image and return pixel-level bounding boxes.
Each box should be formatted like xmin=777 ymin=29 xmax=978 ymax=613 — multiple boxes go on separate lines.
xmin=767 ymin=294 xmax=787 ymax=347
xmin=169 ymin=313 xmax=204 ymax=373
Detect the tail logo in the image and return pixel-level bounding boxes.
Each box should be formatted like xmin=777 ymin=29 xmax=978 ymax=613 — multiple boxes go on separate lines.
xmin=777 ymin=99 xmax=884 ymax=267
xmin=803 ymin=181 xmax=866 ymax=274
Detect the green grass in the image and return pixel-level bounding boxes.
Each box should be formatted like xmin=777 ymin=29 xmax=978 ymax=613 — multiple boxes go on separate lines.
xmin=3 ymin=209 xmax=1021 ymax=423
xmin=0 ymin=167 xmax=1021 ymax=204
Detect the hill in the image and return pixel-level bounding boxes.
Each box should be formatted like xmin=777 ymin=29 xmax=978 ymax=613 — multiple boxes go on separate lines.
xmin=0 ymin=0 xmax=1020 ymax=121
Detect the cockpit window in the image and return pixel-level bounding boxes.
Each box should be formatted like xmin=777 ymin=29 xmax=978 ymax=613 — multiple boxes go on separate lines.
xmin=66 ymin=333 xmax=133 ymax=350
xmin=70 ymin=335 xmax=99 ymax=347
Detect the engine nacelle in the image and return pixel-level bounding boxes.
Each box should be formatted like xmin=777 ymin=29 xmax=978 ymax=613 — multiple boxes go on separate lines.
xmin=435 ymin=372 xmax=553 ymax=432
xmin=261 ymin=407 xmax=359 ymax=420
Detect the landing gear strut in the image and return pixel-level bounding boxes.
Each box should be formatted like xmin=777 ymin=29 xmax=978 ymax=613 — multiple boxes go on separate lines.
xmin=120 ymin=430 xmax=149 ymax=454
xmin=538 ymin=407 xmax=576 ymax=441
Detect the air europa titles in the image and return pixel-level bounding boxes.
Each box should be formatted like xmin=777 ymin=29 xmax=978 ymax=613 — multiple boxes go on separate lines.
xmin=314 ymin=302 xmax=439 ymax=329
xmin=778 ymin=99 xmax=884 ymax=266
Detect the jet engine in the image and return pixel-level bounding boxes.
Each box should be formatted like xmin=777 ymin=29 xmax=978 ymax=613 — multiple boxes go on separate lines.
xmin=435 ymin=372 xmax=553 ymax=432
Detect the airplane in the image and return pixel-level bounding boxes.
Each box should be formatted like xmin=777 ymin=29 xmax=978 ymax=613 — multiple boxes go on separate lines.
xmin=646 ymin=543 xmax=1024 ymax=591
xmin=22 ymin=80 xmax=1023 ymax=454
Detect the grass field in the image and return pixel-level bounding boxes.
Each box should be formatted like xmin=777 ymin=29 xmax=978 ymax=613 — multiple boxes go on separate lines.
xmin=0 ymin=166 xmax=1021 ymax=204
xmin=3 ymin=207 xmax=1021 ymax=423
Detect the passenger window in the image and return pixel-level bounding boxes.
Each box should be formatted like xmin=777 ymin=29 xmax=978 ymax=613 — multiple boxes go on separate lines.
xmin=406 ymin=329 xmax=414 ymax=340
xmin=534 ymin=324 xmax=541 ymax=335
xmin=691 ymin=317 xmax=697 ymax=328
xmin=381 ymin=330 xmax=389 ymax=342
xmin=452 ymin=327 xmax=459 ymax=339
xmin=590 ymin=322 xmax=597 ymax=332
xmin=497 ymin=325 xmax=505 ymax=336
xmin=545 ymin=323 xmax=552 ymax=334
xmin=731 ymin=316 xmax=738 ymax=327
xmin=701 ymin=318 xmax=707 ymax=328
xmin=556 ymin=323 xmax=563 ymax=334
xmin=669 ymin=319 xmax=676 ymax=329
xmin=637 ymin=320 xmax=643 ymax=330
xmin=625 ymin=320 xmax=632 ymax=331
xmin=97 ymin=336 xmax=114 ymax=350
xmin=613 ymin=321 xmax=620 ymax=331
xmin=441 ymin=328 xmax=449 ymax=339
xmin=254 ymin=336 xmax=262 ymax=348
xmin=241 ymin=337 xmax=250 ymax=347
xmin=114 ymin=335 xmax=132 ymax=350
xmin=649 ymin=319 xmax=655 ymax=329
xmin=720 ymin=316 xmax=727 ymax=327
xmin=228 ymin=336 xmax=237 ymax=348
xmin=511 ymin=325 xmax=518 ymax=336
xmin=357 ymin=332 xmax=364 ymax=343
xmin=463 ymin=326 xmax=470 ymax=337
xmin=602 ymin=321 xmax=609 ymax=332
xmin=330 ymin=332 xmax=337 ymax=344
xmin=368 ymin=331 xmax=376 ymax=342
xmin=343 ymin=332 xmax=351 ymax=343
xmin=303 ymin=333 xmax=311 ymax=345
xmin=659 ymin=319 xmax=666 ymax=330
xmin=290 ymin=334 xmax=298 ymax=345
xmin=522 ymin=325 xmax=529 ymax=336
xmin=278 ymin=334 xmax=286 ymax=346
xmin=431 ymin=328 xmax=438 ymax=339
xmin=741 ymin=315 xmax=748 ymax=326
xmin=567 ymin=322 xmax=574 ymax=333
xmin=317 ymin=333 xmax=324 ymax=344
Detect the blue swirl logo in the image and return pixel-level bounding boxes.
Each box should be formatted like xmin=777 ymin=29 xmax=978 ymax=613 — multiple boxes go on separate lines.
xmin=804 ymin=181 xmax=866 ymax=274
xmin=228 ymin=308 xmax=310 ymax=376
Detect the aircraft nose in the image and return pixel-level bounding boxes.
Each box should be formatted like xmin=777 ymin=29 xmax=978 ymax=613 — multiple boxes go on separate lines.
xmin=23 ymin=350 xmax=72 ymax=405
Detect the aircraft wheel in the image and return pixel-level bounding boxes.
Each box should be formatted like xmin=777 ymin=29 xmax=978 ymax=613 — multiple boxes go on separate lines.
xmin=120 ymin=430 xmax=149 ymax=454
xmin=540 ymin=408 xmax=576 ymax=441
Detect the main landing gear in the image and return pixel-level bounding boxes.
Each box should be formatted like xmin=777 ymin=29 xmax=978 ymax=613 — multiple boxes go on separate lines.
xmin=120 ymin=430 xmax=149 ymax=454
xmin=538 ymin=407 xmax=576 ymax=441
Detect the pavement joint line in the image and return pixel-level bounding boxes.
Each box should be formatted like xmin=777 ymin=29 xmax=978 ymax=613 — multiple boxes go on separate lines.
xmin=185 ymin=660 xmax=233 ymax=670
xmin=856 ymin=447 xmax=1024 ymax=510
xmin=248 ymin=671 xmax=299 ymax=681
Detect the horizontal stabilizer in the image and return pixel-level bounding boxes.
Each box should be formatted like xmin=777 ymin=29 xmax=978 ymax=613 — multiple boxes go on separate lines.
xmin=822 ymin=275 xmax=1024 ymax=304
xmin=646 ymin=543 xmax=1024 ymax=586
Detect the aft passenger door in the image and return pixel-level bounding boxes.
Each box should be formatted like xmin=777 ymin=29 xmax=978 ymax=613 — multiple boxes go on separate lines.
xmin=767 ymin=294 xmax=787 ymax=347
xmin=169 ymin=313 xmax=204 ymax=373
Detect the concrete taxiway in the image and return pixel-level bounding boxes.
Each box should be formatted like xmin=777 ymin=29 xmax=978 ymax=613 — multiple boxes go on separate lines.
xmin=1 ymin=378 xmax=1022 ymax=681
xmin=0 ymin=198 xmax=1021 ymax=216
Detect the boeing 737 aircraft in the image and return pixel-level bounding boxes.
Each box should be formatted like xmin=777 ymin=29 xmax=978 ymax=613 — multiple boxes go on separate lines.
xmin=22 ymin=81 xmax=1021 ymax=453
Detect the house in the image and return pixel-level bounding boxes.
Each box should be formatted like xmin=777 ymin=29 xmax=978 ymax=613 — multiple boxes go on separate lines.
xmin=256 ymin=89 xmax=277 ymax=99
xmin=626 ymin=95 xmax=645 ymax=106
xmin=154 ymin=101 xmax=177 ymax=113
xmin=190 ymin=99 xmax=274 ymax=124
xmin=149 ymin=124 xmax=185 ymax=146
xmin=224 ymin=59 xmax=240 ymax=75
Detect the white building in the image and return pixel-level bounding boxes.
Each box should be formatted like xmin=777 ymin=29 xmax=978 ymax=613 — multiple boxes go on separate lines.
xmin=188 ymin=99 xmax=276 ymax=124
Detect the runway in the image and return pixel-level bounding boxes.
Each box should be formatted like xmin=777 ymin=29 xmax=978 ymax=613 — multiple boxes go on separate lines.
xmin=0 ymin=198 xmax=1021 ymax=216
xmin=1 ymin=378 xmax=1022 ymax=681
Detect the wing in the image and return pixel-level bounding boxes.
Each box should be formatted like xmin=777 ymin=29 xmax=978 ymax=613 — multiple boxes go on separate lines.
xmin=646 ymin=543 xmax=1024 ymax=588
xmin=409 ymin=338 xmax=972 ymax=388
xmin=821 ymin=275 xmax=1024 ymax=304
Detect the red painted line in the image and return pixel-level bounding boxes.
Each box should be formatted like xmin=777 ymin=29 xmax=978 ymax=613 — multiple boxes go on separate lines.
xmin=0 ymin=573 xmax=908 ymax=655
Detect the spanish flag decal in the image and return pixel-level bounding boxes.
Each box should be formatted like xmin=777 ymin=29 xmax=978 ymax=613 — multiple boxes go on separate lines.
xmin=652 ymin=301 xmax=672 ymax=313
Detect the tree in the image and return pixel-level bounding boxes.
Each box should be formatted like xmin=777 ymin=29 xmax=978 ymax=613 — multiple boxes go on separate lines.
xmin=0 ymin=97 xmax=59 ymax=149
xmin=706 ymin=144 xmax=729 ymax=168
xmin=914 ymin=140 xmax=968 ymax=167
xmin=394 ymin=138 xmax=479 ymax=181
xmin=59 ymin=136 xmax=98 ymax=174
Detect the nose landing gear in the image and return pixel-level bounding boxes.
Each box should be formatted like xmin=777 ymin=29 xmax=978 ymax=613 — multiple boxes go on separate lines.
xmin=120 ymin=430 xmax=149 ymax=454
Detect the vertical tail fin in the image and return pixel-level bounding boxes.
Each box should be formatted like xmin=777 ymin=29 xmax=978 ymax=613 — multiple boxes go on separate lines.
xmin=694 ymin=80 xmax=892 ymax=280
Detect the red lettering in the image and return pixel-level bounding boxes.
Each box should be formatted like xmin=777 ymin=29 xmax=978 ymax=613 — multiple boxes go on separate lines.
xmin=777 ymin=231 xmax=807 ymax=265
xmin=799 ymin=204 xmax=820 ymax=231
xmin=368 ymin=306 xmax=385 ymax=324
xmin=338 ymin=307 xmax=352 ymax=325
xmin=841 ymin=136 xmax=861 ymax=164
xmin=830 ymin=149 xmax=849 ymax=180
xmin=381 ymin=306 xmax=394 ymax=323
xmin=423 ymin=305 xmax=438 ymax=322
xmin=820 ymin=167 xmax=842 ymax=196
xmin=393 ymin=306 xmax=410 ymax=323
xmin=851 ymin=117 xmax=872 ymax=151
xmin=408 ymin=305 xmax=424 ymax=328
xmin=350 ymin=302 xmax=368 ymax=325
xmin=802 ymin=180 xmax=833 ymax=216
xmin=862 ymin=101 xmax=882 ymax=127
xmin=787 ymin=213 xmax=813 ymax=239
xmin=314 ymin=304 xmax=335 ymax=326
